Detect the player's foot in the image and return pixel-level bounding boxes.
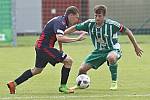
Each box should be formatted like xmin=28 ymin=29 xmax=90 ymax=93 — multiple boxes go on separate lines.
xmin=110 ymin=81 xmax=117 ymax=90
xmin=69 ymin=85 xmax=79 ymax=90
xmin=59 ymin=85 xmax=74 ymax=94
xmin=7 ymin=81 xmax=16 ymax=94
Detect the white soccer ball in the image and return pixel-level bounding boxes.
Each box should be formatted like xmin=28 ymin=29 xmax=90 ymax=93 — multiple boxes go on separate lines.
xmin=76 ymin=74 xmax=90 ymax=89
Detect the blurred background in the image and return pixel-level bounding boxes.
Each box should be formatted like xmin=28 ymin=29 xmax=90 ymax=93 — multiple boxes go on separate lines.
xmin=0 ymin=0 xmax=150 ymax=46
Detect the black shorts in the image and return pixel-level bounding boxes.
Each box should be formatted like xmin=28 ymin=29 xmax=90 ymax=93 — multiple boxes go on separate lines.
xmin=35 ymin=47 xmax=67 ymax=68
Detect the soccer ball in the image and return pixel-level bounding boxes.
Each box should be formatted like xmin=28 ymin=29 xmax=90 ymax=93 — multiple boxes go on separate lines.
xmin=76 ymin=74 xmax=90 ymax=89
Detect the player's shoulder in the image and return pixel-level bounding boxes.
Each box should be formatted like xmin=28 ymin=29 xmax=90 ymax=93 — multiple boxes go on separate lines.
xmin=81 ymin=19 xmax=95 ymax=26
xmin=105 ymin=18 xmax=119 ymax=24
xmin=86 ymin=19 xmax=95 ymax=23
xmin=105 ymin=18 xmax=121 ymax=27
xmin=53 ymin=16 xmax=67 ymax=27
xmin=52 ymin=16 xmax=63 ymax=23
xmin=49 ymin=16 xmax=64 ymax=23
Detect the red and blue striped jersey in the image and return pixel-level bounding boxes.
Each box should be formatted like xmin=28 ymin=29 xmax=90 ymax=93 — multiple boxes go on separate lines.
xmin=35 ymin=15 xmax=69 ymax=48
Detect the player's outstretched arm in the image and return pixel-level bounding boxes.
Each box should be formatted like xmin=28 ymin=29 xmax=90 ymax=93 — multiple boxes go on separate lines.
xmin=125 ymin=28 xmax=143 ymax=57
xmin=56 ymin=33 xmax=86 ymax=43
xmin=64 ymin=25 xmax=77 ymax=35
xmin=57 ymin=32 xmax=87 ymax=51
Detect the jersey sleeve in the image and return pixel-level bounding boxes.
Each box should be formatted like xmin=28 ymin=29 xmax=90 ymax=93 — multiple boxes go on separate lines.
xmin=119 ymin=24 xmax=127 ymax=33
xmin=113 ymin=21 xmax=127 ymax=33
xmin=75 ymin=20 xmax=90 ymax=32
xmin=54 ymin=21 xmax=65 ymax=35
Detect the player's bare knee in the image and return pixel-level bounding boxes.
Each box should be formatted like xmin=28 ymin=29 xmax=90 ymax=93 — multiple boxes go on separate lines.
xmin=64 ymin=61 xmax=72 ymax=68
xmin=107 ymin=52 xmax=117 ymax=64
xmin=108 ymin=56 xmax=116 ymax=63
xmin=67 ymin=57 xmax=73 ymax=66
xmin=63 ymin=57 xmax=73 ymax=68
xmin=31 ymin=68 xmax=43 ymax=75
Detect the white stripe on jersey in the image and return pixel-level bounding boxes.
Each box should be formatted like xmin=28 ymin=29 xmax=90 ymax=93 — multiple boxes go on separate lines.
xmin=99 ymin=27 xmax=102 ymax=50
xmin=110 ymin=25 xmax=113 ymax=46
xmin=105 ymin=24 xmax=110 ymax=49
xmin=57 ymin=29 xmax=64 ymax=34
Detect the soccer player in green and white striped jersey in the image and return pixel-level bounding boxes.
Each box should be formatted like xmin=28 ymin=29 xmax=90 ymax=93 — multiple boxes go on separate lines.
xmin=65 ymin=5 xmax=143 ymax=90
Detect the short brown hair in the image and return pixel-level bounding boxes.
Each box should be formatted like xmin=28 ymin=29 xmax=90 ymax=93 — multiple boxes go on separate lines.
xmin=65 ymin=6 xmax=79 ymax=15
xmin=94 ymin=5 xmax=107 ymax=16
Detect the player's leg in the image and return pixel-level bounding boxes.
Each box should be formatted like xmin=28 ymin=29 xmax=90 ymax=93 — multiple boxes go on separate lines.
xmin=45 ymin=48 xmax=74 ymax=93
xmin=78 ymin=49 xmax=107 ymax=75
xmin=78 ymin=63 xmax=92 ymax=75
xmin=7 ymin=48 xmax=48 ymax=94
xmin=61 ymin=55 xmax=73 ymax=85
xmin=70 ymin=49 xmax=106 ymax=90
xmin=15 ymin=67 xmax=44 ymax=85
xmin=7 ymin=67 xmax=44 ymax=94
xmin=107 ymin=51 xmax=118 ymax=82
xmin=7 ymin=68 xmax=34 ymax=94
xmin=107 ymin=50 xmax=121 ymax=90
xmin=59 ymin=55 xmax=74 ymax=93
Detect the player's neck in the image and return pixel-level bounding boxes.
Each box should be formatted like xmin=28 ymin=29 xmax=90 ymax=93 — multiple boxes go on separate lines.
xmin=96 ymin=21 xmax=104 ymax=27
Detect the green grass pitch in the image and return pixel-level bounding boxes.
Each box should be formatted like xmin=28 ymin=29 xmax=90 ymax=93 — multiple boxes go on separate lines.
xmin=0 ymin=35 xmax=150 ymax=100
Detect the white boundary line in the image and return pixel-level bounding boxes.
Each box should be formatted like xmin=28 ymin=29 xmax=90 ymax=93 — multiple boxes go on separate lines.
xmin=1 ymin=94 xmax=150 ymax=100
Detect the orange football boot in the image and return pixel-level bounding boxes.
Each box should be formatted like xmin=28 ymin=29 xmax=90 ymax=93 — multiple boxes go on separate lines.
xmin=7 ymin=81 xmax=16 ymax=94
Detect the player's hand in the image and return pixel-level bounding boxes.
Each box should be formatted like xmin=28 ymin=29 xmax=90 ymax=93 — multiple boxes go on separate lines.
xmin=77 ymin=32 xmax=87 ymax=41
xmin=135 ymin=45 xmax=143 ymax=57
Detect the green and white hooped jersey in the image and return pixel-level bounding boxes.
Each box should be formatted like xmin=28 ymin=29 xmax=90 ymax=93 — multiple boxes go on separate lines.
xmin=76 ymin=18 xmax=126 ymax=50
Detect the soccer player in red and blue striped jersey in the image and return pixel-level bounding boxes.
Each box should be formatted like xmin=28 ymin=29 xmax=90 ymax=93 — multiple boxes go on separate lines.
xmin=7 ymin=6 xmax=86 ymax=94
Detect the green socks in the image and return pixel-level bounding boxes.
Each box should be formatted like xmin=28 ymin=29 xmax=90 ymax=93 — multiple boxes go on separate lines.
xmin=109 ymin=63 xmax=118 ymax=81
